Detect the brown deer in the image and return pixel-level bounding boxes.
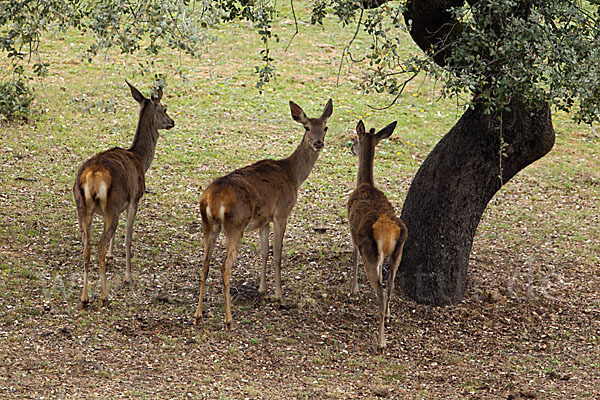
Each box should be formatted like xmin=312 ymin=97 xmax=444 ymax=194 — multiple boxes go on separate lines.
xmin=73 ymin=81 xmax=174 ymax=308
xmin=347 ymin=120 xmax=408 ymax=351
xmin=194 ymin=99 xmax=333 ymax=330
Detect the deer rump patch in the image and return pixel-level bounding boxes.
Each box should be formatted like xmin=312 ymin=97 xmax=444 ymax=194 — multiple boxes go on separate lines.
xmin=372 ymin=215 xmax=401 ymax=256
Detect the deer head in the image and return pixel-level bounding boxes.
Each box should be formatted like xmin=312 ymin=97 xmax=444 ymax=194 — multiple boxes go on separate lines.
xmin=289 ymin=99 xmax=333 ymax=152
xmin=126 ymin=80 xmax=175 ymax=132
xmin=351 ymin=120 xmax=397 ymax=156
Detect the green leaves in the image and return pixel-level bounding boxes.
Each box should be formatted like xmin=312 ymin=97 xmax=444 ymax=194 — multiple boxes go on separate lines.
xmin=0 ymin=79 xmax=34 ymax=121
xmin=0 ymin=0 xmax=219 ymax=121
xmin=354 ymin=0 xmax=600 ymax=124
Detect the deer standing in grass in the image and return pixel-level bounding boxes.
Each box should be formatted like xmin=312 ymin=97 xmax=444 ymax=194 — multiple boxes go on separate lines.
xmin=347 ymin=120 xmax=408 ymax=351
xmin=73 ymin=81 xmax=174 ymax=308
xmin=194 ymin=99 xmax=333 ymax=330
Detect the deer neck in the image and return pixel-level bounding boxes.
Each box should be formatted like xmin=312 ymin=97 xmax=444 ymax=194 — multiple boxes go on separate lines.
xmin=284 ymin=136 xmax=321 ymax=187
xmin=356 ymin=143 xmax=375 ymax=187
xmin=128 ymin=102 xmax=158 ymax=172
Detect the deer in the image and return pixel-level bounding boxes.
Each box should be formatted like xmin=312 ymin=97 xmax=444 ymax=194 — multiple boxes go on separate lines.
xmin=73 ymin=81 xmax=174 ymax=308
xmin=347 ymin=120 xmax=408 ymax=352
xmin=194 ymin=99 xmax=333 ymax=330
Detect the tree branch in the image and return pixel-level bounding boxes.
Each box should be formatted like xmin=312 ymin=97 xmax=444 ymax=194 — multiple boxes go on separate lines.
xmin=403 ymin=0 xmax=465 ymax=67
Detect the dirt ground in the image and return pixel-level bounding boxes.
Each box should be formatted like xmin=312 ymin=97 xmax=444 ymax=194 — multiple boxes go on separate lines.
xmin=1 ymin=168 xmax=599 ymax=399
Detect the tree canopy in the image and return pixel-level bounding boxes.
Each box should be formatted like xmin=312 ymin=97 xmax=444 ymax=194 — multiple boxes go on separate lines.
xmin=3 ymin=1 xmax=600 ymax=123
xmin=2 ymin=0 xmax=598 ymax=304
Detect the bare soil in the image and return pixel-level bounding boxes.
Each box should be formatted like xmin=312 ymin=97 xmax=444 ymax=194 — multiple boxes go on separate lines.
xmin=1 ymin=162 xmax=599 ymax=399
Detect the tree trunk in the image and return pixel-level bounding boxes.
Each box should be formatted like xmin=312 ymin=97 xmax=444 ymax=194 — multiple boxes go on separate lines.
xmin=398 ymin=98 xmax=555 ymax=305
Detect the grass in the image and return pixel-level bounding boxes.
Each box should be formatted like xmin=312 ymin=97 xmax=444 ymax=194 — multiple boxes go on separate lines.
xmin=1 ymin=2 xmax=599 ymax=399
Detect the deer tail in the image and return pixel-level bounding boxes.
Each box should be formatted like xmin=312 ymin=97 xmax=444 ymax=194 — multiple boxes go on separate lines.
xmin=201 ymin=184 xmax=235 ymax=224
xmin=373 ymin=216 xmax=401 ymax=257
xmin=373 ymin=216 xmax=407 ymax=282
xmin=79 ymin=167 xmax=111 ymax=212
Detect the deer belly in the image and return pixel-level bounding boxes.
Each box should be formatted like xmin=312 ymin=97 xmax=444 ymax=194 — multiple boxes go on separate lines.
xmin=245 ymin=214 xmax=271 ymax=231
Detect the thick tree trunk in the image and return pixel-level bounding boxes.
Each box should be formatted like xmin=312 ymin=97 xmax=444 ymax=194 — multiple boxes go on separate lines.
xmin=398 ymin=98 xmax=555 ymax=305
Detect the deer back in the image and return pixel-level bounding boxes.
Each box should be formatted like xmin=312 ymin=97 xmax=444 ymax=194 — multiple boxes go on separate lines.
xmin=347 ymin=120 xmax=405 ymax=259
xmin=201 ymin=159 xmax=300 ymax=231
xmin=74 ymin=147 xmax=145 ymax=214
xmin=348 ymin=185 xmax=403 ymax=255
xmin=200 ymin=99 xmax=333 ymax=231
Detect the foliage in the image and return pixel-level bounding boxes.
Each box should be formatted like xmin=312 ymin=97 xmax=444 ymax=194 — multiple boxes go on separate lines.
xmin=4 ymin=0 xmax=600 ymax=124
xmin=216 ymin=0 xmax=600 ymax=124
xmin=333 ymin=0 xmax=600 ymax=124
xmin=0 ymin=0 xmax=217 ymax=118
xmin=0 ymin=76 xmax=34 ymax=121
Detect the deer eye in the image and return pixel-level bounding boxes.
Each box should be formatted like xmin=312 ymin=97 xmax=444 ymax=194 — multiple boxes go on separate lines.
xmin=304 ymin=126 xmax=309 ymax=131
xmin=324 ymin=127 xmax=328 ymax=132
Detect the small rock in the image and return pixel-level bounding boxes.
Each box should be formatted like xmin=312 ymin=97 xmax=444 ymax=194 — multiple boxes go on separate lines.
xmin=372 ymin=385 xmax=390 ymax=397
xmin=519 ymin=390 xmax=536 ymax=399
xmin=481 ymin=288 xmax=502 ymax=303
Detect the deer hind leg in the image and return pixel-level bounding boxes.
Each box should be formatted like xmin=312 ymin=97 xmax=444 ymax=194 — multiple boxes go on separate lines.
xmin=258 ymin=224 xmax=270 ymax=297
xmin=98 ymin=213 xmax=119 ymax=307
xmin=385 ymin=240 xmax=406 ymax=325
xmin=350 ymin=244 xmax=360 ymax=296
xmin=272 ymin=217 xmax=288 ymax=303
xmin=363 ymin=254 xmax=387 ymax=352
xmin=221 ymin=226 xmax=243 ymax=330
xmin=105 ymin=234 xmax=115 ymax=272
xmin=79 ymin=207 xmax=93 ymax=308
xmin=194 ymin=221 xmax=221 ymax=326
xmin=123 ymin=201 xmax=138 ymax=285
xmin=384 ymin=256 xmax=400 ymax=326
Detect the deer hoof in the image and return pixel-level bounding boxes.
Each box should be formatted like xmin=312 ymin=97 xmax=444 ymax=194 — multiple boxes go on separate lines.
xmin=105 ymin=255 xmax=114 ymax=269
xmin=79 ymin=300 xmax=89 ymax=310
xmin=278 ymin=302 xmax=297 ymax=311
xmin=224 ymin=320 xmax=234 ymax=331
xmin=101 ymin=299 xmax=110 ymax=308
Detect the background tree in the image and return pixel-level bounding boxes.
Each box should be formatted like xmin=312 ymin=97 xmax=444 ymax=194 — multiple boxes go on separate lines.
xmin=0 ymin=0 xmax=215 ymax=120
xmin=3 ymin=0 xmax=599 ymax=305
xmin=224 ymin=0 xmax=600 ymax=305
xmin=329 ymin=0 xmax=600 ymax=304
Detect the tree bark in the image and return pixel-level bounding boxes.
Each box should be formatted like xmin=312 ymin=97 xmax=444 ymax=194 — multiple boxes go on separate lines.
xmin=398 ymin=98 xmax=555 ymax=305
xmin=357 ymin=0 xmax=557 ymax=303
xmin=394 ymin=0 xmax=556 ymax=304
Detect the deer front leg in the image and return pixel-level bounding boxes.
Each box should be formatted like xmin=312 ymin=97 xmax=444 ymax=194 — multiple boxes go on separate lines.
xmin=98 ymin=214 xmax=118 ymax=307
xmin=272 ymin=218 xmax=287 ymax=303
xmin=258 ymin=224 xmax=270 ymax=297
xmin=194 ymin=223 xmax=220 ymax=326
xmin=350 ymin=244 xmax=360 ymax=296
xmin=105 ymin=235 xmax=115 ymax=272
xmin=123 ymin=202 xmax=138 ymax=285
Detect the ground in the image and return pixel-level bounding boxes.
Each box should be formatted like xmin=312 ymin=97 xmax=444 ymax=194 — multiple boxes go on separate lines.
xmin=1 ymin=3 xmax=599 ymax=399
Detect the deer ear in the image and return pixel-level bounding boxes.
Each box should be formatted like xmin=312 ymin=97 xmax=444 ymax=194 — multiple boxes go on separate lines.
xmin=374 ymin=121 xmax=397 ymax=144
xmin=289 ymin=101 xmax=308 ymax=125
xmin=151 ymin=86 xmax=163 ymax=104
xmin=126 ymin=80 xmax=145 ymax=104
xmin=356 ymin=120 xmax=366 ymax=136
xmin=320 ymin=99 xmax=333 ymax=121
